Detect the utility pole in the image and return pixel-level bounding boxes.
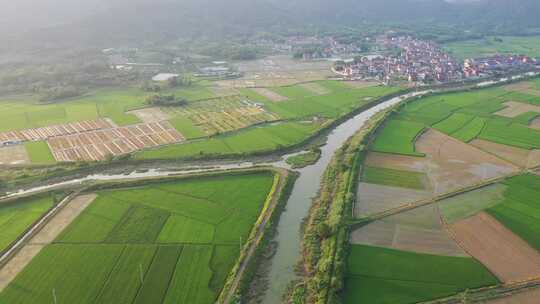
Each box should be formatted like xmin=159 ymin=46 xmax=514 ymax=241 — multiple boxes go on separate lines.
xmin=52 ymin=288 xmax=58 ymax=304
xmin=139 ymin=263 xmax=144 ymax=284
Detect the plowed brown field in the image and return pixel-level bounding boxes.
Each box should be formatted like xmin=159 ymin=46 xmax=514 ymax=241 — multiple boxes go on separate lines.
xmin=450 ymin=212 xmax=540 ymax=283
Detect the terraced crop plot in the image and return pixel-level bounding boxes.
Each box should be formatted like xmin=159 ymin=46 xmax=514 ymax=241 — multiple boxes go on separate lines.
xmin=0 ymin=118 xmax=114 ymax=144
xmin=0 ymin=172 xmax=275 ymax=304
xmin=344 ymin=245 xmax=498 ymax=304
xmin=165 ymin=95 xmax=279 ymax=135
xmin=47 ymin=121 xmax=184 ymax=162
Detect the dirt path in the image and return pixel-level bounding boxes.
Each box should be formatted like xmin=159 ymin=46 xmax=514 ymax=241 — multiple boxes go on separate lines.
xmin=221 ymin=169 xmax=288 ymax=304
xmin=484 ymin=287 xmax=540 ymax=303
xmin=0 ymin=194 xmax=96 ymax=291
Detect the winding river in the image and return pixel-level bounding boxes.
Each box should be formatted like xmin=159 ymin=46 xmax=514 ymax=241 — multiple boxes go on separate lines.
xmin=2 ymin=71 xmax=536 ymax=303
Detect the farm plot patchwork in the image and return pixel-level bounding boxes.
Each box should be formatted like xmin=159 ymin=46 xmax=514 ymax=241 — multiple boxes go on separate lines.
xmin=47 ymin=121 xmax=184 ymax=162
xmin=0 ymin=172 xmax=275 ymax=304
xmin=415 ymin=129 xmax=518 ymax=194
xmin=0 ymin=118 xmax=114 ymax=144
xmin=450 ymin=212 xmax=540 ymax=283
xmin=351 ymin=204 xmax=466 ymax=257
xmin=344 ymin=245 xmax=498 ymax=304
xmin=164 ymin=95 xmax=279 ymax=136
xmin=486 ymin=174 xmax=540 ymax=251
xmin=136 ymin=120 xmax=325 ymax=160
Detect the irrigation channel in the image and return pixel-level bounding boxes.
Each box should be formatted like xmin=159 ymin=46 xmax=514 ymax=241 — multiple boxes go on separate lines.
xmin=1 ymin=72 xmax=535 ymax=303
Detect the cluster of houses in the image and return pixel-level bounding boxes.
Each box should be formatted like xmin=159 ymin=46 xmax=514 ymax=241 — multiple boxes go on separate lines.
xmin=334 ymin=36 xmax=463 ymax=84
xmin=463 ymin=55 xmax=538 ymax=77
xmin=333 ymin=35 xmax=539 ymax=85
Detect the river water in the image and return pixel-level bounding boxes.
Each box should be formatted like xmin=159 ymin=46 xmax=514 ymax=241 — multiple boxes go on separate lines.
xmin=260 ymin=91 xmax=426 ymax=303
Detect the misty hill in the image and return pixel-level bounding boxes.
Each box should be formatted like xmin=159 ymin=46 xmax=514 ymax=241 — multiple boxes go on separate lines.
xmin=2 ymin=0 xmax=540 ymax=50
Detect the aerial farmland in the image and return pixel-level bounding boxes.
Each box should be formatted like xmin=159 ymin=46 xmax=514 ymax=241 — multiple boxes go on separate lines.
xmin=345 ymin=77 xmax=540 ymax=304
xmin=0 ymin=170 xmax=289 ymax=304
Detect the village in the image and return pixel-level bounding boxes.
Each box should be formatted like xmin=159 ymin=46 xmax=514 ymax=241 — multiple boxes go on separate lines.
xmin=332 ymin=35 xmax=540 ymax=85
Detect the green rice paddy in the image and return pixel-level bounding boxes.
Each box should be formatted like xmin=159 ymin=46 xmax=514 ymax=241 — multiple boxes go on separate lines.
xmin=0 ymin=194 xmax=55 ymax=252
xmin=487 ymin=174 xmax=540 ymax=251
xmin=344 ymin=245 xmax=499 ymax=304
xmin=0 ymin=172 xmax=275 ymax=304
xmin=362 ymin=166 xmax=427 ymax=190
xmin=371 ymin=120 xmax=425 ymax=156
xmin=24 ymin=141 xmax=56 ymax=165
xmin=369 ymin=79 xmax=540 ymax=155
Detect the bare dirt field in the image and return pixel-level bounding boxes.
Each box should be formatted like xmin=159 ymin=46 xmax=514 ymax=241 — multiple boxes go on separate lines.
xmin=471 ymin=139 xmax=531 ymax=167
xmin=0 ymin=145 xmax=29 ymax=165
xmin=48 ymin=121 xmax=184 ymax=162
xmin=364 ymin=151 xmax=427 ymax=172
xmin=127 ymin=107 xmax=170 ymax=123
xmin=494 ymin=101 xmax=540 ymax=118
xmin=416 ymin=129 xmax=519 ymax=194
xmin=504 ymin=82 xmax=540 ymax=97
xmin=355 ymin=182 xmax=432 ymax=216
xmin=484 ymin=288 xmax=540 ymax=304
xmin=471 ymin=139 xmax=540 ymax=168
xmin=343 ymin=80 xmax=380 ymax=88
xmin=450 ymin=212 xmax=540 ymax=283
xmin=0 ymin=194 xmax=97 ymax=291
xmin=531 ymin=116 xmax=540 ymax=130
xmin=251 ymin=88 xmax=288 ymax=102
xmin=299 ymin=82 xmax=330 ymax=95
xmin=0 ymin=119 xmax=114 ymax=143
xmin=216 ymin=56 xmax=334 ymax=88
xmin=351 ymin=204 xmax=466 ymax=257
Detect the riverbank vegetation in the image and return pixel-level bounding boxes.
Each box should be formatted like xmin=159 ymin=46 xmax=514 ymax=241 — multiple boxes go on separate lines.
xmin=285 ymin=149 xmax=321 ymax=169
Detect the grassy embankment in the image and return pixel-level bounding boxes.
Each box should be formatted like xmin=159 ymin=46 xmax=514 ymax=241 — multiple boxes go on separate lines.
xmin=285 ymin=149 xmax=321 ymax=169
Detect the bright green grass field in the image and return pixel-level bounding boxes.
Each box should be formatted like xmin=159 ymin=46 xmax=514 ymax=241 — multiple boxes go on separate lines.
xmin=433 ymin=112 xmax=474 ymax=135
xmin=135 ymin=121 xmax=324 ymax=160
xmin=24 ymin=141 xmax=56 ymax=165
xmin=451 ymin=116 xmax=487 ymax=142
xmin=479 ymin=117 xmax=540 ymax=149
xmin=0 ymin=83 xmax=218 ymax=133
xmin=443 ymin=36 xmax=540 ymax=60
xmin=0 ymin=195 xmax=54 ymax=252
xmin=0 ymin=172 xmax=275 ymax=304
xmin=371 ymin=120 xmax=426 ymax=157
xmin=344 ymin=245 xmax=499 ymax=304
xmin=362 ymin=166 xmax=427 ymax=190
xmin=378 ymin=80 xmax=540 ymax=150
xmin=168 ymin=116 xmax=206 ymax=139
xmin=0 ymin=88 xmax=146 ymax=131
xmin=486 ymin=174 xmax=540 ymax=251
xmin=264 ymin=85 xmax=399 ymax=119
xmin=270 ymin=85 xmax=316 ymax=100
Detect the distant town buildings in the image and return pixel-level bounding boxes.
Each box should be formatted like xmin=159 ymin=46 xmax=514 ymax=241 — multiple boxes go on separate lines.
xmin=152 ymin=73 xmax=180 ymax=82
xmin=333 ymin=35 xmax=539 ymax=85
